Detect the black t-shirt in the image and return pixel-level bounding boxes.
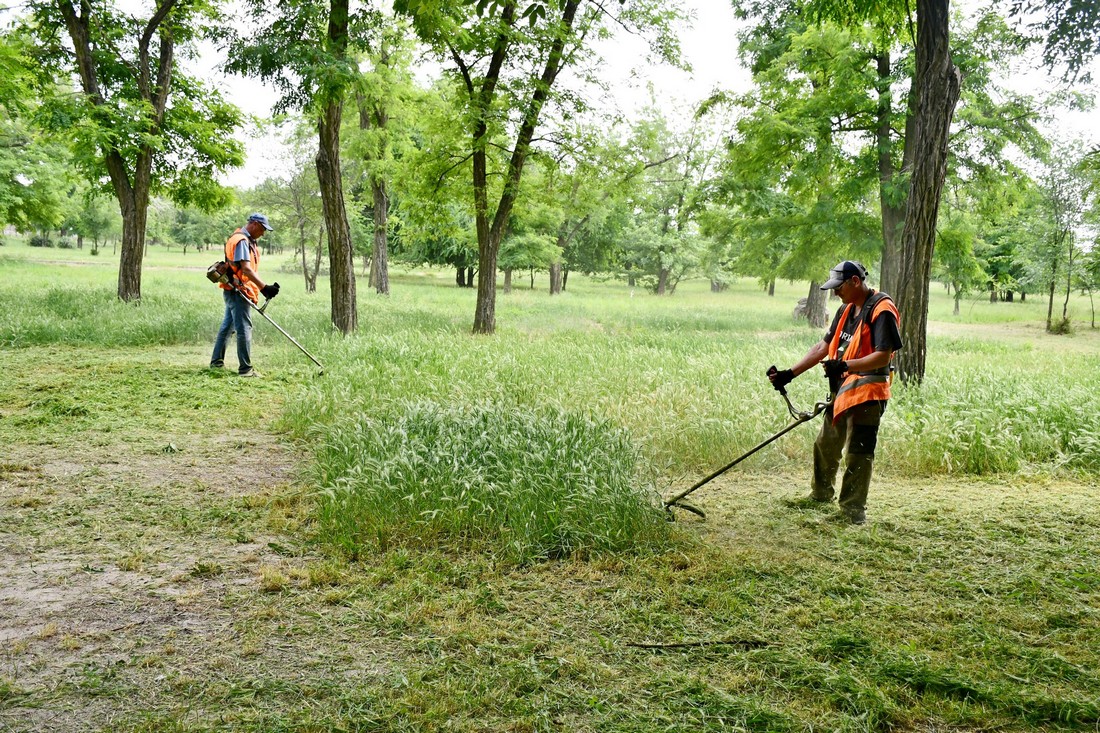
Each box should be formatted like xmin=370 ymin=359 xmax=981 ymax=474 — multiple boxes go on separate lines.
xmin=823 ymin=293 xmax=904 ymax=360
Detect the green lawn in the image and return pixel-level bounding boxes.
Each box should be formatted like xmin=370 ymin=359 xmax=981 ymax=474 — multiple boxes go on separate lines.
xmin=0 ymin=238 xmax=1098 ymax=731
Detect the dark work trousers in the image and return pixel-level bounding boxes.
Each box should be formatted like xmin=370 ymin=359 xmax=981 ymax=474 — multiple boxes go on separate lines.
xmin=811 ymin=400 xmax=885 ymax=516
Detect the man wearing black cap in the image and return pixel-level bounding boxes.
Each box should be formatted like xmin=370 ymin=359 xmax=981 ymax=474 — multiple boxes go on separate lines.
xmin=210 ymin=213 xmax=280 ymax=378
xmin=767 ymin=261 xmax=903 ymax=524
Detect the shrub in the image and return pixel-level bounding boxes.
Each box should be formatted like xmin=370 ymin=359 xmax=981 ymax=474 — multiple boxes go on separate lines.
xmin=312 ymin=402 xmax=673 ymax=563
xmin=1049 ymin=317 xmax=1072 ymax=335
xmin=57 ymin=237 xmax=75 ymax=250
xmin=29 ymin=235 xmax=53 ymax=248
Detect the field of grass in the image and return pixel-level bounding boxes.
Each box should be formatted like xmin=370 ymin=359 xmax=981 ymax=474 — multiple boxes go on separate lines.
xmin=1 ymin=236 xmax=1098 ymax=731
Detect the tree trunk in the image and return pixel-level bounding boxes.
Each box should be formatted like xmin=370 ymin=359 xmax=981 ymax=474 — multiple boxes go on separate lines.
xmin=529 ymin=268 xmax=535 ymax=290
xmin=806 ymin=281 xmax=828 ymax=329
xmin=549 ymin=262 xmax=562 ymax=294
xmin=657 ymin=268 xmax=669 ymax=295
xmin=562 ymin=269 xmax=569 ymax=291
xmin=358 ymin=84 xmax=390 ymax=296
xmin=953 ymin=282 xmax=961 ymax=316
xmin=317 ymin=99 xmax=357 ymax=334
xmin=116 ymin=187 xmax=148 ymax=302
xmin=768 ymin=278 xmax=776 ymax=296
xmin=893 ymin=0 xmax=962 ymax=384
xmin=1062 ymin=236 xmax=1075 ymax=324
xmin=316 ymin=0 xmax=356 ymax=333
xmin=370 ymin=178 xmax=390 ymax=295
xmin=504 ymin=268 xmax=512 ymax=293
xmin=1046 ymin=275 xmax=1056 ymax=332
xmin=876 ymin=49 xmax=915 ymax=299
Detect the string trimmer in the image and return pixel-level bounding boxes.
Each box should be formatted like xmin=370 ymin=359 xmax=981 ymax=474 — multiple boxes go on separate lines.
xmin=206 ymin=260 xmax=325 ymax=373
xmin=663 ymin=366 xmax=829 ymax=520
xmin=244 ymin=292 xmax=325 ymax=374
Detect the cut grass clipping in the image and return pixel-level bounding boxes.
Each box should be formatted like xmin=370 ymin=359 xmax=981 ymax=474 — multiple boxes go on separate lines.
xmin=312 ymin=402 xmax=673 ymax=562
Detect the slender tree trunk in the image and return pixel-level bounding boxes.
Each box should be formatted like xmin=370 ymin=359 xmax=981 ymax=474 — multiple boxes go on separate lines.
xmin=370 ymin=178 xmax=390 ymax=295
xmin=115 ymin=187 xmax=149 ymax=302
xmin=562 ymin=269 xmax=569 ymax=291
xmin=893 ymin=0 xmax=962 ymax=384
xmin=768 ymin=278 xmax=776 ymax=296
xmin=1046 ymin=274 xmax=1056 ymax=331
xmin=529 ymin=268 xmax=535 ymax=290
xmin=1062 ymin=236 xmax=1075 ymax=324
xmin=317 ymin=0 xmax=356 ymax=333
xmin=317 ymin=99 xmax=357 ymax=333
xmin=358 ymin=85 xmax=390 ymax=296
xmin=549 ymin=262 xmax=562 ymax=294
xmin=504 ymin=268 xmax=512 ymax=293
xmin=953 ymin=282 xmax=961 ymax=316
xmin=876 ymin=49 xmax=914 ymax=299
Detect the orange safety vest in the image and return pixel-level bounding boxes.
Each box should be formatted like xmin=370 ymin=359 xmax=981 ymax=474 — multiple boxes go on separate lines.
xmin=219 ymin=230 xmax=261 ymax=303
xmin=827 ymin=291 xmax=900 ymax=422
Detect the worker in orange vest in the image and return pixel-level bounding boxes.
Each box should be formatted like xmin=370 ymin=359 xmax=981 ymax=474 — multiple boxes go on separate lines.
xmin=768 ymin=261 xmax=903 ymax=524
xmin=209 ymin=213 xmax=280 ymax=378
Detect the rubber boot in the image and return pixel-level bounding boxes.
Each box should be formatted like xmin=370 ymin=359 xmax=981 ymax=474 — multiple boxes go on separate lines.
xmin=810 ymin=412 xmax=846 ymax=502
xmin=838 ymin=451 xmax=873 ymax=523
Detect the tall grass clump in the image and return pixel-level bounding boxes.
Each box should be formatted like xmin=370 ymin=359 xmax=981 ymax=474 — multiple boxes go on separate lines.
xmin=311 ymin=401 xmax=674 ymax=563
xmin=887 ymin=352 xmax=1100 ymax=475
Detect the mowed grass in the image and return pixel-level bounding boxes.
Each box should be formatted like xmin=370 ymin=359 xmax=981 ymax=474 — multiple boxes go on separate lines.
xmin=0 ymin=237 xmax=1099 ymax=731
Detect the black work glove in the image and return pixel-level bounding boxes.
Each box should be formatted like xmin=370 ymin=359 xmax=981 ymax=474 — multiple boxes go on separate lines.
xmin=822 ymin=359 xmax=848 ymax=380
xmin=767 ymin=366 xmax=795 ymax=392
xmin=260 ymin=282 xmax=280 ymax=300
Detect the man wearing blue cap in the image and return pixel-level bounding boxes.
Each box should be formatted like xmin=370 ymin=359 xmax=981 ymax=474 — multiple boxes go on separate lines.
xmin=767 ymin=261 xmax=903 ymax=524
xmin=210 ymin=214 xmax=280 ymax=378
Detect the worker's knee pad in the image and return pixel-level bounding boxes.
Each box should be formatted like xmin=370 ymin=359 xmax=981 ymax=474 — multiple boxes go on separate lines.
xmin=849 ymin=424 xmax=879 ymax=456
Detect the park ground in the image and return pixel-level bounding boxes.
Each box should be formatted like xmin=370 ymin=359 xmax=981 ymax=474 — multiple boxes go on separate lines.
xmin=1 ymin=241 xmax=1099 ymax=731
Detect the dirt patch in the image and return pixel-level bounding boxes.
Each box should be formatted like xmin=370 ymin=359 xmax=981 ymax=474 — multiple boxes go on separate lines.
xmin=0 ymin=430 xmax=327 ymax=732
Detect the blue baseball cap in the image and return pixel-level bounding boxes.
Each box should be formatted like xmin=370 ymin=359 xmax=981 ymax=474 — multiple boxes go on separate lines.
xmin=820 ymin=260 xmax=868 ymax=290
xmin=247 ymin=213 xmax=274 ymax=231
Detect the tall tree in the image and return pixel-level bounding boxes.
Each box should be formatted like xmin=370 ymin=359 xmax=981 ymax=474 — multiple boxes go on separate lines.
xmin=27 ymin=0 xmax=243 ymax=301
xmin=399 ymin=0 xmax=682 ymax=334
xmin=716 ymin=21 xmax=881 ymax=325
xmin=771 ymin=0 xmax=963 ymax=382
xmin=347 ymin=21 xmax=417 ymax=296
xmin=227 ymin=0 xmax=383 ymax=333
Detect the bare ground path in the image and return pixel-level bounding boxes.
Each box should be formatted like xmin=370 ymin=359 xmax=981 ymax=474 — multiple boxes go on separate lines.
xmin=0 ymin=346 xmax=397 ymax=732
xmin=0 ymin=428 xmax=315 ymax=732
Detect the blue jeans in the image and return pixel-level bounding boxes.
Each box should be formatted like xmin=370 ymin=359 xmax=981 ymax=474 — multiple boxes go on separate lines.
xmin=210 ymin=289 xmax=253 ymax=373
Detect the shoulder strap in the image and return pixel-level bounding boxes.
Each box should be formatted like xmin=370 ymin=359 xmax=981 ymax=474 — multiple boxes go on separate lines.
xmin=861 ymin=291 xmax=890 ymax=331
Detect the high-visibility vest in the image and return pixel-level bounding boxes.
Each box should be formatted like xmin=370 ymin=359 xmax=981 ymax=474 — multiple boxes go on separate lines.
xmin=827 ymin=291 xmax=900 ymax=422
xmin=219 ymin=230 xmax=260 ymax=303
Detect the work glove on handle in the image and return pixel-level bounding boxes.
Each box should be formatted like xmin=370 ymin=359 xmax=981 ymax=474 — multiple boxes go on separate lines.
xmin=261 ymin=282 xmax=280 ymax=300
xmin=822 ymin=359 xmax=847 ymax=380
xmin=767 ymin=365 xmax=794 ymax=392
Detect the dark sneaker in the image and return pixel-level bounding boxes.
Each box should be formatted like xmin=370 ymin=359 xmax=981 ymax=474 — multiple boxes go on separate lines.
xmin=239 ymin=368 xmax=263 ymax=378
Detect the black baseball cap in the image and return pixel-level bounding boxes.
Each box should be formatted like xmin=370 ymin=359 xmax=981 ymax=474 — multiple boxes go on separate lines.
xmin=820 ymin=260 xmax=868 ymax=290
